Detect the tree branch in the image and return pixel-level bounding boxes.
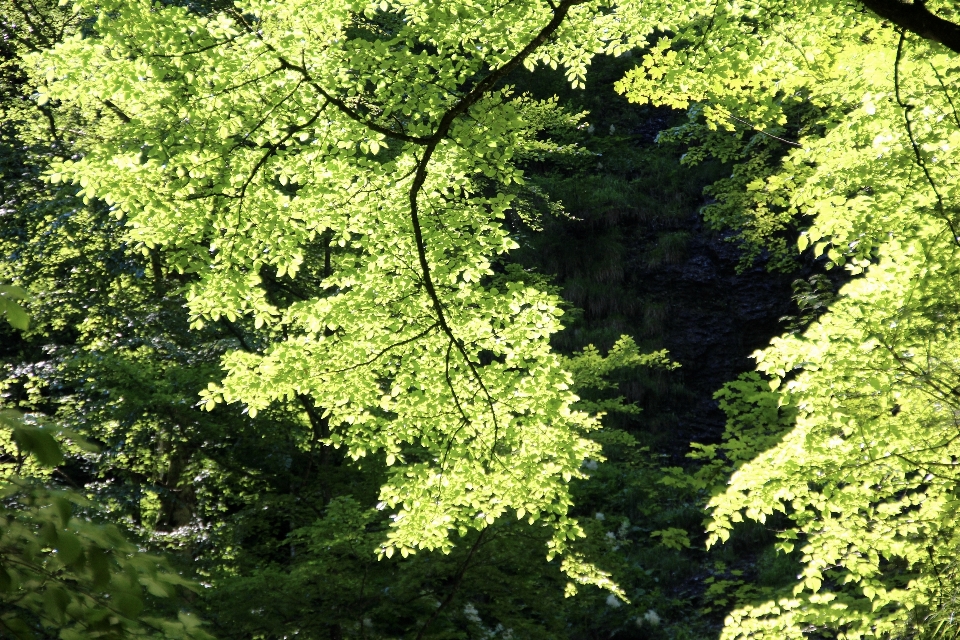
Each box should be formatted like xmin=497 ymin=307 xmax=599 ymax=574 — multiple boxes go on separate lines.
xmin=407 ymin=0 xmax=587 ymax=446
xmin=413 ymin=528 xmax=488 ymax=640
xmin=101 ymin=99 xmax=131 ymax=123
xmin=861 ymin=0 xmax=960 ymax=54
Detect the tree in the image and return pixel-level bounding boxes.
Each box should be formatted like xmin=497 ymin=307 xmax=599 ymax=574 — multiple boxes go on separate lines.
xmin=31 ymin=0 xmax=960 ymax=636
xmin=1 ymin=0 xmax=309 ymax=556
xmin=0 ymin=303 xmax=210 ymax=639
xmin=26 ymin=0 xmax=653 ymax=595
xmin=6 ymin=2 xmax=710 ymax=636
xmin=615 ymin=0 xmax=960 ymax=636
xmin=0 ymin=411 xmax=214 ymax=639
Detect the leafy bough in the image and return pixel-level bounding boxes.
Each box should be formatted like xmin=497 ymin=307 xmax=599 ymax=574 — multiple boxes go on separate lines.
xmin=32 ymin=0 xmax=637 ymax=595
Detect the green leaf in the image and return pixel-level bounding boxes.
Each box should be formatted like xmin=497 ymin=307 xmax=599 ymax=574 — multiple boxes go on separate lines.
xmin=114 ymin=592 xmax=144 ymax=618
xmin=43 ymin=586 xmax=70 ymax=621
xmin=88 ymin=547 xmax=111 ymax=588
xmin=55 ymin=531 xmax=83 ymax=565
xmin=1 ymin=299 xmax=29 ymax=330
xmin=12 ymin=426 xmax=64 ymax=467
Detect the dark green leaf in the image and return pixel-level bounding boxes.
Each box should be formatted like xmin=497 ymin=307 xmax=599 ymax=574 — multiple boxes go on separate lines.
xmin=55 ymin=531 xmax=82 ymax=565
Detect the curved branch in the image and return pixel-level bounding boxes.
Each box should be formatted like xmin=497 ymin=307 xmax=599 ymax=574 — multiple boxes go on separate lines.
xmin=424 ymin=0 xmax=588 ymax=145
xmin=275 ymin=55 xmax=431 ymax=145
xmin=413 ymin=528 xmax=489 ymax=640
xmin=407 ymin=0 xmax=588 ymax=444
xmin=227 ymin=10 xmax=429 ymax=145
xmin=330 ymin=322 xmax=441 ymax=374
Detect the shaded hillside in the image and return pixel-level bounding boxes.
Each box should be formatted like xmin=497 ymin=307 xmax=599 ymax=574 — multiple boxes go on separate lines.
xmin=513 ymin=56 xmax=798 ymax=454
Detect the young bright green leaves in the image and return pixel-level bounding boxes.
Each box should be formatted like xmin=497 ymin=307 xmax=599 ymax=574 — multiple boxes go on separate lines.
xmin=30 ymin=0 xmax=635 ymax=590
xmin=616 ymin=0 xmax=960 ymax=635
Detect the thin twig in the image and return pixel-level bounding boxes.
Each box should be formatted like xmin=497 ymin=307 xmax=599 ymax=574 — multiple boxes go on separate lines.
xmin=894 ymin=30 xmax=960 ymax=249
xmin=330 ymin=323 xmax=441 ymax=374
xmin=728 ymin=114 xmax=802 ymax=147
xmin=413 ymin=528 xmax=489 ymax=640
xmin=930 ymin=61 xmax=960 ymax=131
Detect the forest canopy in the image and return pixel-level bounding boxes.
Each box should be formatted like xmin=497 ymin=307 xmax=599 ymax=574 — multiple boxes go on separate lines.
xmin=3 ymin=0 xmax=960 ymax=638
